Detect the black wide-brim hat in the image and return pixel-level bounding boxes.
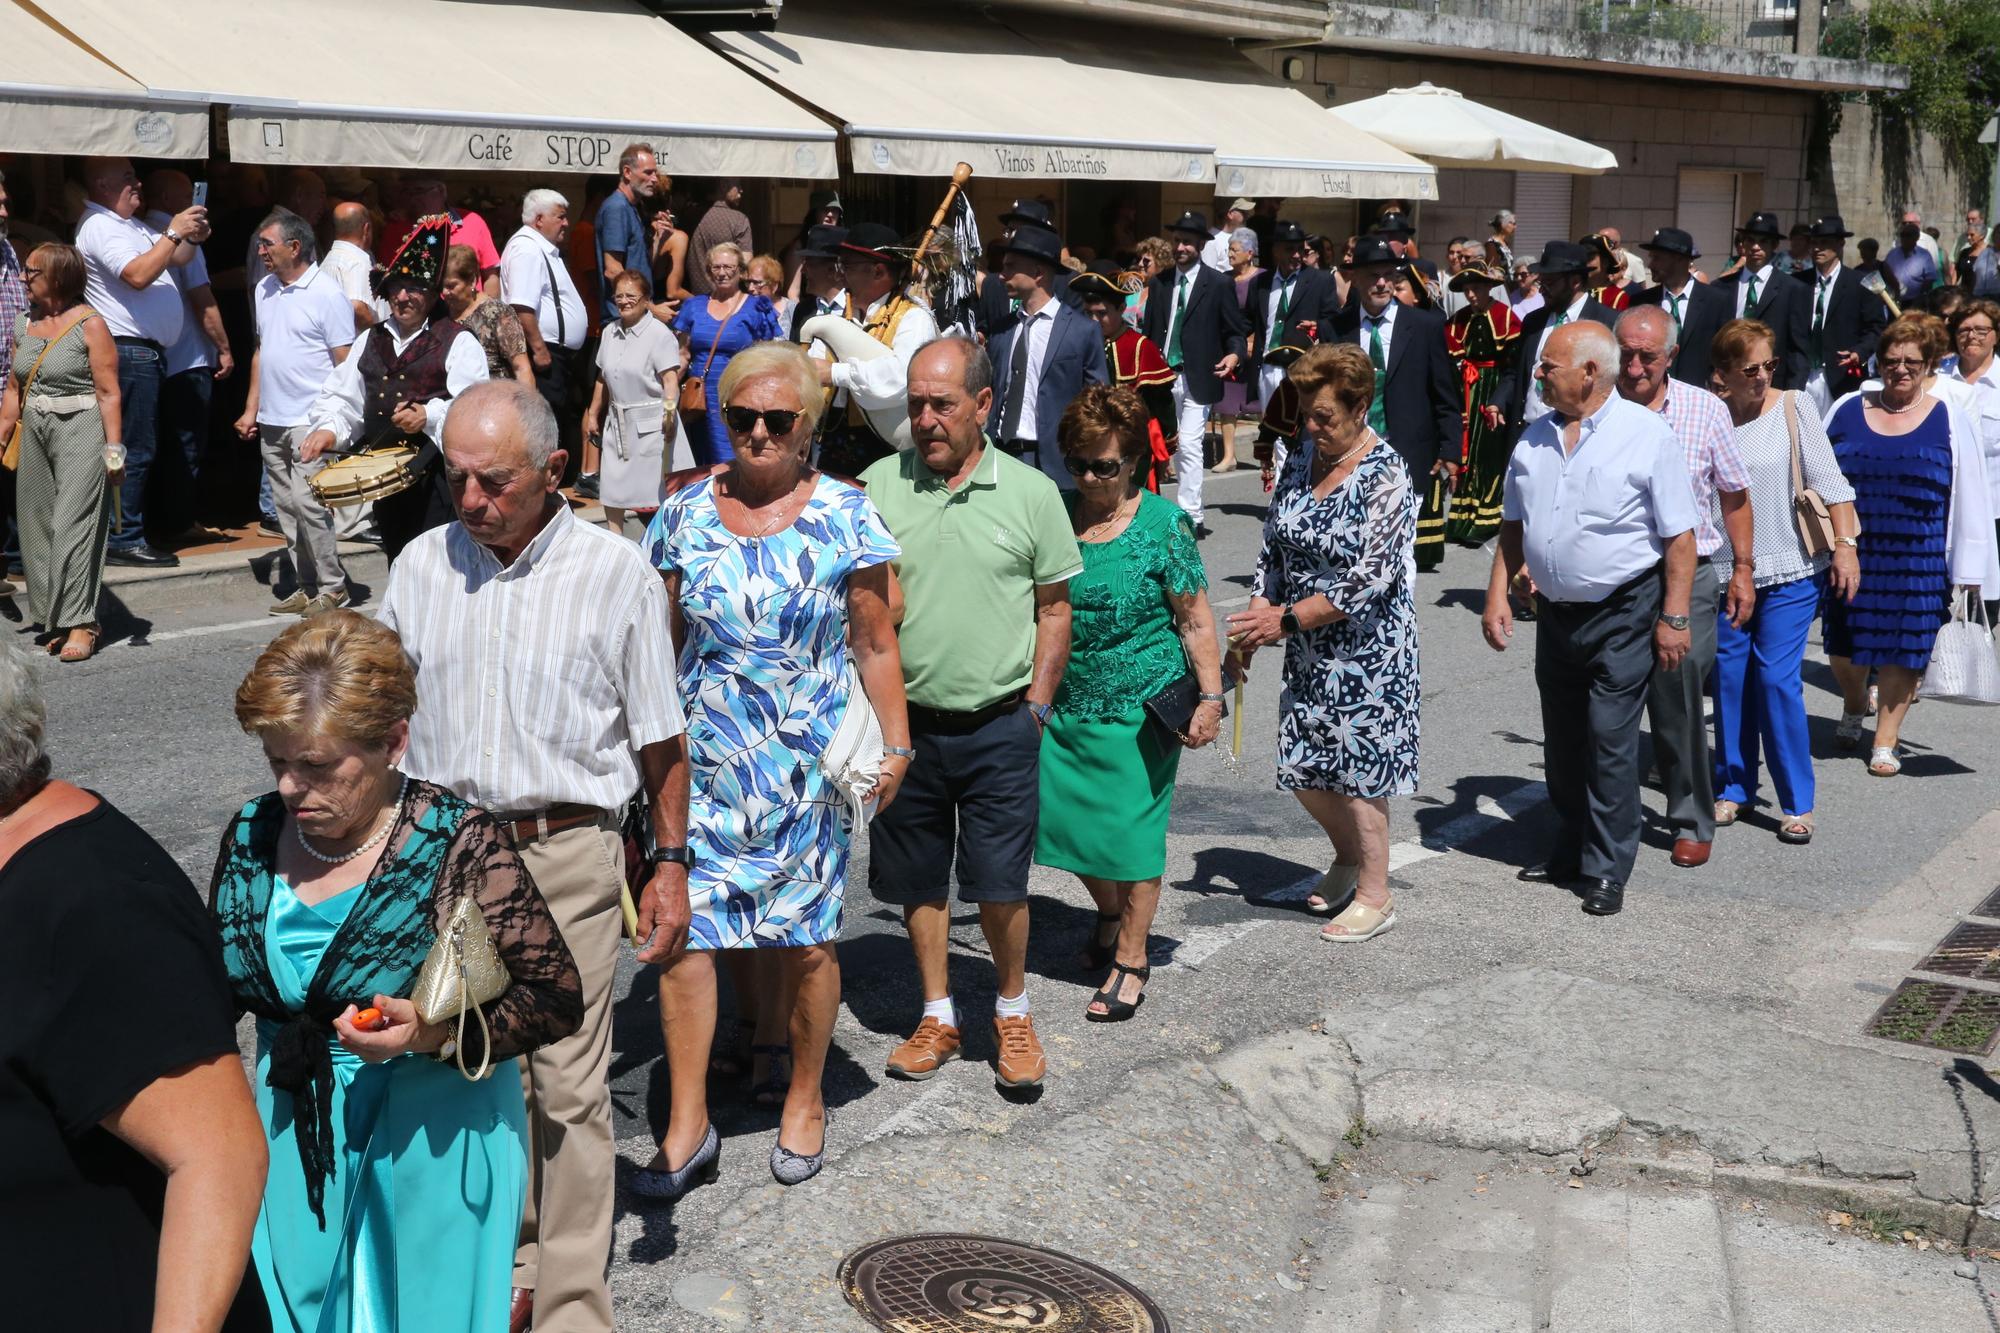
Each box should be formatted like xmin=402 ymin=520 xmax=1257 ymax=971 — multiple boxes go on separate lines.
xmin=1372 ymin=210 xmax=1416 ymax=237
xmin=374 ymin=213 xmax=450 ymax=298
xmin=992 ymin=224 xmax=1065 ymax=270
xmin=796 ymin=224 xmax=848 ymax=259
xmin=999 ymin=198 xmax=1055 ymax=229
xmin=1738 ymin=211 xmax=1784 ymax=239
xmin=1165 ymin=210 xmax=1210 ymax=239
xmin=1528 ymin=239 xmax=1590 ymax=276
xmin=1641 ymin=227 xmax=1700 ymax=259
xmin=1809 ymin=215 xmax=1854 ymax=239
xmin=1344 ymin=236 xmax=1397 ymax=269
xmin=1270 ymin=220 xmax=1309 ymax=246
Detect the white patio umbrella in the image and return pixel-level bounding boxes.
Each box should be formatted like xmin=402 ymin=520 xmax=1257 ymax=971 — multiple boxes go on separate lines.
xmin=1329 ymin=82 xmax=1617 ymax=175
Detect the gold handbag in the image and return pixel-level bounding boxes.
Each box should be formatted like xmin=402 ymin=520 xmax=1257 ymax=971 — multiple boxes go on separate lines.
xmin=411 ymin=895 xmax=510 ymax=1081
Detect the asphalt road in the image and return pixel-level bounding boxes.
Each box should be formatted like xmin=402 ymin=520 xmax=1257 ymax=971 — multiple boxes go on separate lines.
xmin=21 ymin=462 xmax=2000 ymax=1327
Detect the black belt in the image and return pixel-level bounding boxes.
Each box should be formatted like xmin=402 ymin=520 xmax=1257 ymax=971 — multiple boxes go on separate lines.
xmin=908 ymin=693 xmax=1024 ymax=736
xmin=999 ymin=438 xmax=1036 ymax=458
xmin=1537 ymin=562 xmax=1662 ymax=609
xmin=112 ymin=335 xmax=164 ymax=353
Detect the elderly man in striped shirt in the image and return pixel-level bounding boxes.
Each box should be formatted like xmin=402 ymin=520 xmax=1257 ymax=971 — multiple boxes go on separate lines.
xmin=1614 ymin=306 xmax=1753 ymax=871
xmin=378 ymin=379 xmax=689 ymax=1333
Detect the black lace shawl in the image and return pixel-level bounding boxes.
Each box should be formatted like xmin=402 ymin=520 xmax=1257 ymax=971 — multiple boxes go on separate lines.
xmin=207 ymin=779 xmax=583 ymax=1226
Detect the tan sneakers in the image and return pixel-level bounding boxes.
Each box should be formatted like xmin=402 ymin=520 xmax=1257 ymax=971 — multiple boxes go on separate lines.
xmin=885 ymin=1017 xmax=962 ymax=1080
xmin=991 ymin=1015 xmax=1047 ymax=1089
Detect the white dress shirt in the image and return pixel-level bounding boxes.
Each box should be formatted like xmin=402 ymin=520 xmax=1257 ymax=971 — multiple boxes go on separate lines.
xmin=1620 ymin=249 xmax=1651 ymax=287
xmin=829 ymin=292 xmax=939 ymax=417
xmin=305 ymin=318 xmax=489 ymax=447
xmin=1503 ymin=391 xmax=1700 ymax=603
xmin=1000 ymin=304 xmax=1056 ymax=441
xmin=252 ymin=265 xmax=356 ymax=427
xmin=142 ymin=209 xmax=212 ymax=376
xmin=1734 ymin=263 xmax=1776 ymax=317
xmin=1264 ymin=268 xmax=1300 ymax=345
xmin=1200 ymin=230 xmax=1230 ymax=274
xmin=1945 ymin=356 xmax=2000 ymax=511
xmin=1655 ymin=279 xmax=1697 ymax=328
xmin=74 ymin=202 xmax=183 ymax=345
xmin=1523 ymin=293 xmax=1590 ymax=423
xmin=500 ymin=227 xmax=587 ymax=351
xmin=378 ymin=503 xmax=687 ymax=813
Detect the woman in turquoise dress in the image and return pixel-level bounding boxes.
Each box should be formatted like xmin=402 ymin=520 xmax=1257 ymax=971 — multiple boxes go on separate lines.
xmin=1035 ymin=385 xmax=1225 ymax=1023
xmin=640 ymin=342 xmax=910 ymax=1199
xmin=209 ymin=610 xmax=582 ymax=1333
xmin=671 ymin=242 xmax=785 ymax=467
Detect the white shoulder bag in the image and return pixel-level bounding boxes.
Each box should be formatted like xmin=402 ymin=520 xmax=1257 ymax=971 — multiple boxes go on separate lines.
xmin=819 ymin=660 xmax=884 ymax=827
xmin=1919 ymin=588 xmax=2000 ymax=705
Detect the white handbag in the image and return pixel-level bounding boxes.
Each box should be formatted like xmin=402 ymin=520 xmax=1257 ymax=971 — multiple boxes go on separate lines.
xmin=819 ymin=660 xmax=884 ymax=827
xmin=1919 ymin=588 xmax=2000 ymax=705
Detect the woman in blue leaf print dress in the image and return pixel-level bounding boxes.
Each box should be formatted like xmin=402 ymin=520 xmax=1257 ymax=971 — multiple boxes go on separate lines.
xmin=1228 ymin=343 xmax=1420 ymax=947
xmin=638 ymin=342 xmax=910 ymax=1196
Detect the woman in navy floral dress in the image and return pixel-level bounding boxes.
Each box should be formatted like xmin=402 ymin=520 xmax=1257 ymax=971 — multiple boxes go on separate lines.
xmin=638 ymin=343 xmax=910 ymax=1197
xmin=1229 ymin=344 xmax=1419 ymax=945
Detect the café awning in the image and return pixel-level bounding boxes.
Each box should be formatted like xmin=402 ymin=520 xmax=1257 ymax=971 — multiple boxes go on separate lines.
xmin=1331 ymin=83 xmax=1618 ymax=175
xmin=27 ymin=0 xmax=837 ymax=177
xmin=707 ymin=5 xmax=1215 ymax=185
xmin=0 ymin=0 xmax=206 ymax=157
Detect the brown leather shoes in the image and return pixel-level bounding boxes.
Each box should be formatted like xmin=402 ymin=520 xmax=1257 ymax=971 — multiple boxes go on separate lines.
xmin=509 ymin=1287 xmax=533 ymax=1333
xmin=886 ymin=1017 xmax=962 ymax=1080
xmin=1671 ymin=838 xmax=1711 ymax=868
xmin=992 ymin=1014 xmax=1047 ymax=1089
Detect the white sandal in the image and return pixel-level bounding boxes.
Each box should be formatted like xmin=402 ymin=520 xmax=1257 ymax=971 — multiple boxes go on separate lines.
xmin=1319 ymin=894 xmax=1395 ymax=943
xmin=1306 ymin=862 xmax=1360 ymax=914
xmin=1868 ymin=746 xmax=1902 ymax=777
xmin=1835 ymin=712 xmax=1867 ymax=748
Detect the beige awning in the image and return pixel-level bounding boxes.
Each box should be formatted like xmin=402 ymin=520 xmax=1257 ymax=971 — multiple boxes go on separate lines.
xmin=0 ymin=0 xmax=206 ymax=157
xmin=28 ymin=0 xmax=836 ymax=177
xmin=707 ymin=6 xmax=1215 ymax=185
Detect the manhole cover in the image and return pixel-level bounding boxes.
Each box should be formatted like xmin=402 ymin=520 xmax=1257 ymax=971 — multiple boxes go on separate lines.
xmin=839 ymin=1233 xmax=1170 ymax=1332
xmin=1918 ymin=923 xmax=2000 ymax=980
xmin=1866 ymin=979 xmax=2000 ymax=1054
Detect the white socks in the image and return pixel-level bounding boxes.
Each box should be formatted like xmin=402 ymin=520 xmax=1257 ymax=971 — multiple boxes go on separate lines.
xmin=994 ymin=990 xmax=1030 ymax=1019
xmin=922 ymin=993 xmax=1031 ymax=1026
xmin=923 ymin=996 xmax=957 ymax=1029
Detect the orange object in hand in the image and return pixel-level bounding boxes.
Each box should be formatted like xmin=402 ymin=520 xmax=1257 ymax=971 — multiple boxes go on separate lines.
xmin=352 ymin=1007 xmax=388 ymax=1031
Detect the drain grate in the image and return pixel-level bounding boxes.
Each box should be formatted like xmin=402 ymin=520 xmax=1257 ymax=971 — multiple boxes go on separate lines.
xmin=839 ymin=1233 xmax=1170 ymax=1332
xmin=1918 ymin=923 xmax=2000 ymax=980
xmin=1866 ymin=979 xmax=2000 ymax=1055
xmin=1974 ymin=886 xmax=2000 ymax=921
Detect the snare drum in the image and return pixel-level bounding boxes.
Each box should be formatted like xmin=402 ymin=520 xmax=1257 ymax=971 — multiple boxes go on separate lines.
xmin=310 ymin=447 xmax=420 ymax=509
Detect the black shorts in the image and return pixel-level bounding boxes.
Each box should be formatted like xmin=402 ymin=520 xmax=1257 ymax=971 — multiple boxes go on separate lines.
xmin=868 ymin=702 xmax=1040 ymax=906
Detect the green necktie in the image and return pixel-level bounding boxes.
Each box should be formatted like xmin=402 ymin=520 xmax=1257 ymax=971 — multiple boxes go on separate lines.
xmin=1550 ymin=309 xmax=1569 ymax=328
xmin=1746 ymin=272 xmax=1760 ymax=308
xmin=1811 ymin=279 xmax=1827 ymax=363
xmin=1167 ymin=273 xmax=1190 ymax=368
xmin=1667 ymin=290 xmax=1684 ymax=323
xmin=1366 ymin=316 xmax=1389 ymax=435
xmin=1271 ymin=276 xmax=1291 ymax=345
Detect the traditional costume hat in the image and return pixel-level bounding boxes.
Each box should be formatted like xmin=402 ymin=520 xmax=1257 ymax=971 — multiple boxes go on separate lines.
xmin=1808 ymin=215 xmax=1854 ymax=239
xmin=1738 ymin=211 xmax=1784 ymax=239
xmin=1165 ymin=210 xmax=1211 ymax=239
xmin=1447 ymin=262 xmax=1505 ymax=292
xmin=1372 ymin=210 xmax=1416 ymax=237
xmin=1344 ymin=236 xmax=1398 ymax=269
xmin=1528 ymin=239 xmax=1590 ymax=275
xmin=1070 ymin=263 xmax=1123 ymax=303
xmin=839 ymin=222 xmax=904 ymax=266
xmin=1640 ymin=227 xmax=1700 ymax=258
xmin=1000 ymin=198 xmax=1055 ymax=229
xmin=375 ymin=213 xmax=450 ymax=297
xmin=1270 ymin=220 xmax=1309 ymax=246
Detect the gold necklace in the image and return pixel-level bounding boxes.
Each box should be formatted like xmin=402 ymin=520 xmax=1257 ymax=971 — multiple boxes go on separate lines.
xmin=732 ymin=471 xmax=807 ymax=537
xmin=1078 ymin=492 xmax=1137 ymax=542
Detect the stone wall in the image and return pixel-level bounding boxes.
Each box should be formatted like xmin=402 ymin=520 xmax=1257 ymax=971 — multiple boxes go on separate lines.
xmin=1811 ymin=107 xmax=1973 ymax=248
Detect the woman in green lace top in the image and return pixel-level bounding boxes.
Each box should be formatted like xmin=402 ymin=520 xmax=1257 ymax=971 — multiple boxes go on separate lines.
xmin=1037 ymin=385 xmax=1226 ymax=1022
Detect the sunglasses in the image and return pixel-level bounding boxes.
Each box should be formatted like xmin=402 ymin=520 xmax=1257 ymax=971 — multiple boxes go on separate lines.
xmin=1062 ymin=456 xmax=1127 ymax=479
xmin=723 ymin=406 xmax=801 ymax=436
xmin=1735 ymin=358 xmax=1782 ymax=378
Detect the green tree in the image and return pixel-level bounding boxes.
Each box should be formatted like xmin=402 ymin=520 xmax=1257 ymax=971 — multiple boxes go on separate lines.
xmin=1821 ymin=0 xmax=2000 ymax=202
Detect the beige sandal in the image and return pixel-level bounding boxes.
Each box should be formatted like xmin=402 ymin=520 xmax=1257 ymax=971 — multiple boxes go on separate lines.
xmin=1306 ymin=862 xmax=1360 ymax=914
xmin=1713 ymin=799 xmax=1741 ymax=827
xmin=1319 ymin=894 xmax=1395 ymax=943
xmin=57 ymin=625 xmax=100 ymax=663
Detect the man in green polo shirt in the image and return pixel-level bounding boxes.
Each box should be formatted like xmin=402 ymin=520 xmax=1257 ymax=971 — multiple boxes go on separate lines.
xmin=862 ymin=335 xmax=1081 ymax=1093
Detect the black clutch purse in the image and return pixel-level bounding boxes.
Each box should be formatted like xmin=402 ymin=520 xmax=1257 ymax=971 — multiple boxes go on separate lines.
xmin=1143 ymin=668 xmax=1230 ymax=741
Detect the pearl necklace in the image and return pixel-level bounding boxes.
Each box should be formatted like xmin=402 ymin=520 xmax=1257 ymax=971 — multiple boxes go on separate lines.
xmin=294 ymin=776 xmax=408 ymax=865
xmin=1312 ymin=430 xmax=1377 ymax=483
xmin=1876 ymin=391 xmax=1926 ymax=415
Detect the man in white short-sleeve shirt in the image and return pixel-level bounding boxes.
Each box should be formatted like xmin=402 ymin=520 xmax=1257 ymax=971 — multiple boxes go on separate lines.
xmin=319 ymin=202 xmax=380 ymax=331
xmin=233 ymin=207 xmax=355 ymax=615
xmin=74 ymin=156 xmax=210 ymax=566
xmin=1483 ymin=322 xmax=1698 ymax=916
xmin=502 ymin=190 xmax=587 ymax=462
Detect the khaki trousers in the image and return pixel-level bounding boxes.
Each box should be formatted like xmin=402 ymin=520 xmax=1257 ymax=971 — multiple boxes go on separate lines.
xmin=512 ymin=821 xmax=625 ymax=1333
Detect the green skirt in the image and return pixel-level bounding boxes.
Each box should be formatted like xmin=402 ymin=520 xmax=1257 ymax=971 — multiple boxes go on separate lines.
xmin=1036 ymin=704 xmax=1182 ymax=881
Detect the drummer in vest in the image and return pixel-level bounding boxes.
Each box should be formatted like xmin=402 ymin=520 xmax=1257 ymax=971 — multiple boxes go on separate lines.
xmin=301 ymin=214 xmax=491 ymax=562
xmin=813 ymin=221 xmax=939 ymax=479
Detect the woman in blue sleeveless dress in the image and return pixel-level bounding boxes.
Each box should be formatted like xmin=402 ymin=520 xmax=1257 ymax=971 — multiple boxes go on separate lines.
xmin=671 ymin=242 xmax=784 ymax=467
xmin=210 ymin=611 xmax=582 ymax=1332
xmin=1824 ymin=317 xmax=2000 ymax=776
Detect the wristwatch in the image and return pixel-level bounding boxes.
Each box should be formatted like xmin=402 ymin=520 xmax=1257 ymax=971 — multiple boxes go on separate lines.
xmin=1658 ymin=613 xmax=1691 ymax=631
xmin=164 ymin=228 xmax=183 ymax=245
xmin=1279 ymin=604 xmax=1301 ymax=635
xmin=1028 ymin=702 xmax=1054 ymax=727
xmin=883 ymin=744 xmax=916 ymax=759
xmin=1833 ymin=536 xmax=1858 ymax=548
xmin=649 ymin=845 xmax=696 ymax=868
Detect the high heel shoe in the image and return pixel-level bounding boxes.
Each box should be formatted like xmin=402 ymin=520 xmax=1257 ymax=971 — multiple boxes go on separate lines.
xmin=630 ymin=1123 xmax=719 ymax=1202
xmin=770 ymin=1107 xmax=833 ymax=1186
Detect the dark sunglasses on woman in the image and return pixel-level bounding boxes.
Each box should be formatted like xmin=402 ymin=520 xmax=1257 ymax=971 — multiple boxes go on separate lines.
xmin=723 ymin=406 xmax=802 ymax=436
xmin=1063 ymin=456 xmax=1127 ymax=479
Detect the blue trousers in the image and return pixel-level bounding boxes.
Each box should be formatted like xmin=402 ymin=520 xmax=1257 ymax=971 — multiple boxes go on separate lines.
xmin=1711 ymin=573 xmax=1822 ymax=817
xmin=109 ymin=341 xmax=163 ymax=550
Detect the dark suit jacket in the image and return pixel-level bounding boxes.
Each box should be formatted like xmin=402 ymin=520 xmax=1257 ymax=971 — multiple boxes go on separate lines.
xmin=1244 ymin=265 xmax=1341 ymax=371
xmin=1502 ymin=296 xmax=1618 ymax=429
xmin=1728 ymin=269 xmax=1810 ymax=390
xmin=978 ymin=269 xmax=1084 ymax=341
xmin=987 ymin=301 xmax=1110 ymax=488
xmin=1141 ymin=263 xmax=1249 ymax=405
xmin=1791 ymin=265 xmax=1886 ymax=398
xmin=1330 ymin=302 xmax=1462 ymax=479
xmin=1633 ymin=280 xmax=1734 ymax=390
